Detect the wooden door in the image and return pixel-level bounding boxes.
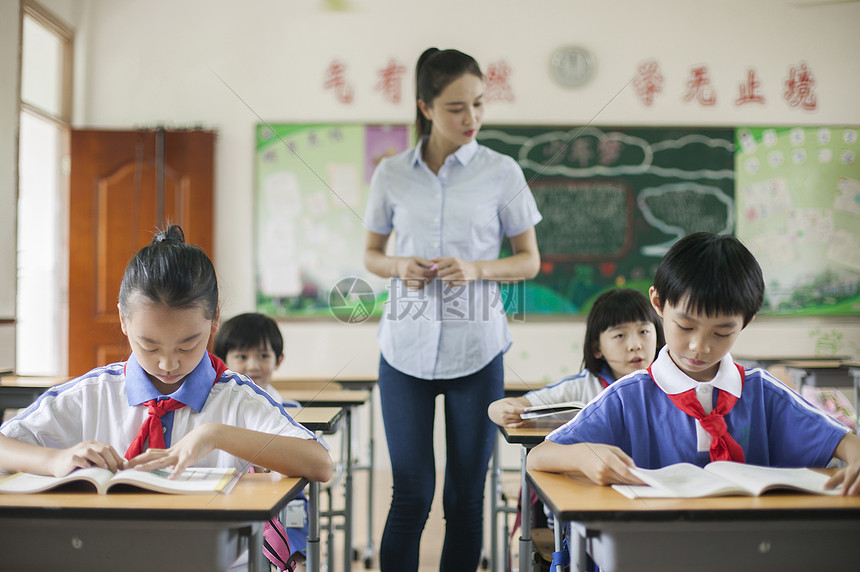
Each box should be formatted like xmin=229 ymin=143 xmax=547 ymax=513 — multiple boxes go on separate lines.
xmin=68 ymin=129 xmax=215 ymax=377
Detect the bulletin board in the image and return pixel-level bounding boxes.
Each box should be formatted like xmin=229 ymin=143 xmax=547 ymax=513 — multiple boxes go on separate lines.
xmin=478 ymin=125 xmax=735 ymax=315
xmin=253 ymin=123 xmax=857 ymax=319
xmin=254 ymin=123 xmax=412 ymax=318
xmin=735 ymin=126 xmax=860 ymax=316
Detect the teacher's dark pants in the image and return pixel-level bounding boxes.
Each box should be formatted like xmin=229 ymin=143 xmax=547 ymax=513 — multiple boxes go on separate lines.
xmin=378 ymin=354 xmax=504 ymax=572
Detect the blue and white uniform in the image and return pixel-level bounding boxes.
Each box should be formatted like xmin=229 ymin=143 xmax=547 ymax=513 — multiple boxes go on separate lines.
xmin=523 ymin=365 xmax=617 ymax=408
xmin=1 ymin=352 xmax=317 ymax=470
xmin=365 ymin=138 xmax=542 ymax=380
xmin=547 ymin=347 xmax=849 ymax=469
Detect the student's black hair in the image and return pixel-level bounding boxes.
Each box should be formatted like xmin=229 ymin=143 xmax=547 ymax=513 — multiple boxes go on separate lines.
xmin=583 ymin=288 xmax=665 ymax=376
xmin=415 ymin=47 xmax=483 ymax=140
xmin=118 ymin=225 xmax=218 ymax=320
xmin=213 ymin=312 xmax=284 ymax=361
xmin=652 ymin=232 xmax=764 ymax=326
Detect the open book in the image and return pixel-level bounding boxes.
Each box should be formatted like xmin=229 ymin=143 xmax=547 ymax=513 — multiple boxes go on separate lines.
xmin=612 ymin=461 xmax=842 ymax=499
xmin=0 ymin=466 xmax=238 ymax=495
xmin=520 ymin=400 xmax=586 ymax=421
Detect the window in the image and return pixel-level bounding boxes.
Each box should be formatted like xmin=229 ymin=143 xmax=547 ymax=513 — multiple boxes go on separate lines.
xmin=17 ymin=1 xmax=73 ymax=375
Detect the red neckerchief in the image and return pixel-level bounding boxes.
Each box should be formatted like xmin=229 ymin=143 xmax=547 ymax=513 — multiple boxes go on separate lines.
xmin=124 ymin=354 xmax=227 ymax=460
xmin=649 ymin=362 xmax=746 ymax=463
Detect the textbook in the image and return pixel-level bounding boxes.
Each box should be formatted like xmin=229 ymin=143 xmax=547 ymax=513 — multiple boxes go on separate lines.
xmin=520 ymin=400 xmax=586 ymax=421
xmin=611 ymin=461 xmax=842 ymax=499
xmin=0 ymin=466 xmax=238 ymax=495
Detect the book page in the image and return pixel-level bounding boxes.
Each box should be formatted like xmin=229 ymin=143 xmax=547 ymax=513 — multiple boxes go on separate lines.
xmin=0 ymin=467 xmax=114 ymax=494
xmin=625 ymin=463 xmax=749 ymax=498
xmin=107 ymin=467 xmax=238 ymax=495
xmin=704 ymin=461 xmax=842 ymax=496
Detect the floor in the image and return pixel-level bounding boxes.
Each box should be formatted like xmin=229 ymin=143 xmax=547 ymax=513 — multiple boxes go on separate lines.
xmin=324 ymin=468 xmax=523 ymax=572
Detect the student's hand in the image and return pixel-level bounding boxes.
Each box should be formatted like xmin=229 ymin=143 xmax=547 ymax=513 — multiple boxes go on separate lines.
xmin=127 ymin=423 xmax=217 ymax=478
xmin=51 ymin=441 xmax=127 ymax=477
xmin=573 ymin=443 xmax=645 ymax=487
xmin=432 ymin=257 xmax=479 ymax=286
xmin=397 ymin=257 xmax=437 ymax=289
xmin=825 ymin=462 xmax=860 ymax=496
xmin=488 ymin=398 xmax=528 ymax=428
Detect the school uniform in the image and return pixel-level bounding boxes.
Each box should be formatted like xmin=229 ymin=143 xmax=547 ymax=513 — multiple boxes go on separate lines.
xmin=523 ymin=365 xmax=617 ymax=408
xmin=547 ymin=347 xmax=849 ymax=469
xmin=0 ymin=352 xmax=317 ymax=470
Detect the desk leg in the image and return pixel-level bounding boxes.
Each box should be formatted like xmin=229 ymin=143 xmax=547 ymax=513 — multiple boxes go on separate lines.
xmin=490 ymin=433 xmax=500 ymax=572
xmin=364 ymin=388 xmax=376 ymax=567
xmin=344 ymin=406 xmax=354 ymax=572
xmin=553 ymin=521 xmax=563 ymax=572
xmin=569 ymin=522 xmax=586 ymax=572
xmin=248 ymin=521 xmax=264 ymax=572
xmin=307 ymin=474 xmax=321 ymax=572
xmin=519 ymin=447 xmax=532 ymax=572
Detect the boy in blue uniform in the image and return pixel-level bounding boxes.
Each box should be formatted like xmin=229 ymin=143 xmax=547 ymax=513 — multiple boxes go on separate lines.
xmin=528 ymin=232 xmax=860 ymax=495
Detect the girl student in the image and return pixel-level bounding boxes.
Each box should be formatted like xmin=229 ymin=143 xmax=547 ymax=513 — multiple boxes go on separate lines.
xmin=0 ymin=227 xmax=332 ymax=500
xmin=363 ymin=48 xmax=542 ymax=571
xmin=488 ymin=288 xmax=665 ymax=427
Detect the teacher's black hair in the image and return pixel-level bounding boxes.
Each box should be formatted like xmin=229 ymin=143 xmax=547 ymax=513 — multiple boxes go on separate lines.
xmin=415 ymin=48 xmax=483 ymax=140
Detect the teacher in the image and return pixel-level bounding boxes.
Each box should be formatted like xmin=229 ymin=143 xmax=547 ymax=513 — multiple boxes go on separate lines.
xmin=364 ymin=47 xmax=542 ymax=571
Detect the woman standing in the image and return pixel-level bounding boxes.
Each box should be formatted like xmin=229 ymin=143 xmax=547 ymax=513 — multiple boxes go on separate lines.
xmin=364 ymin=48 xmax=542 ymax=571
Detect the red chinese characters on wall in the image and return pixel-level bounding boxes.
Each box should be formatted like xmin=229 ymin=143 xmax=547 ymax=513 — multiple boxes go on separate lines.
xmin=631 ymin=60 xmax=820 ymax=111
xmin=484 ymin=60 xmax=515 ymax=103
xmin=375 ymin=59 xmax=407 ymax=104
xmin=784 ymin=61 xmax=817 ymax=111
xmin=735 ymin=68 xmax=766 ymax=106
xmin=633 ymin=59 xmax=664 ymax=107
xmin=683 ymin=65 xmax=717 ymax=106
xmin=323 ymin=60 xmax=354 ymax=104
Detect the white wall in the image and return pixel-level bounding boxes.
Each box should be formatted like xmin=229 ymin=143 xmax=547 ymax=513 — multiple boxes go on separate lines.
xmin=0 ymin=1 xmax=21 ymax=370
xmin=10 ymin=0 xmax=860 ymax=378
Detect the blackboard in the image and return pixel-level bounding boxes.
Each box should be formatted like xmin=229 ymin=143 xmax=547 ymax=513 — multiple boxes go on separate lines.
xmin=478 ymin=126 xmax=735 ymax=315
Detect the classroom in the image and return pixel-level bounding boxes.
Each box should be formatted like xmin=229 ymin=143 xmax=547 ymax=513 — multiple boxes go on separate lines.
xmin=1 ymin=1 xmax=859 ymax=571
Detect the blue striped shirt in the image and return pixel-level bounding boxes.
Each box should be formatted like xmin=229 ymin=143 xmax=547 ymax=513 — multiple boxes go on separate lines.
xmin=364 ymin=139 xmax=542 ymax=379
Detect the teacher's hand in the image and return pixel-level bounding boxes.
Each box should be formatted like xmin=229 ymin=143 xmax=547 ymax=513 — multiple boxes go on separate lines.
xmin=432 ymin=257 xmax=479 ymax=286
xmin=397 ymin=257 xmax=438 ymax=290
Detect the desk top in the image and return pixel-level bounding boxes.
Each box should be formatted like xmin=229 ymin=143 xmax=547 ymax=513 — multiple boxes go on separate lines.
xmin=291 ymin=406 xmax=343 ymax=434
xmin=271 ymin=377 xmax=377 ymax=391
xmin=0 ymin=375 xmax=70 ymax=387
xmin=0 ymin=472 xmax=305 ymax=521
xmin=273 ymin=388 xmax=371 ymax=407
xmin=500 ymin=420 xmax=565 ymax=446
xmin=527 ymin=469 xmax=860 ymax=522
xmin=503 ymin=379 xmax=550 ymax=397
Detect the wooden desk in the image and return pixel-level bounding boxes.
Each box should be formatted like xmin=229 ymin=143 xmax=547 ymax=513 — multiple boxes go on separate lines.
xmin=0 ymin=472 xmax=305 ymax=572
xmin=503 ymin=379 xmax=550 ymax=397
xmin=528 ymin=469 xmax=860 ymax=572
xmin=291 ymin=406 xmax=343 ymax=436
xmin=286 ymin=405 xmax=343 ymax=572
xmin=274 ymin=378 xmax=379 ymax=567
xmin=287 ymin=391 xmax=371 ymax=572
xmin=490 ymin=419 xmax=565 ymax=572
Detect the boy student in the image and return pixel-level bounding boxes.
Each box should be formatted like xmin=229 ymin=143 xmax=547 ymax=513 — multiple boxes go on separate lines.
xmin=214 ymin=312 xmax=286 ymax=404
xmin=528 ymin=232 xmax=860 ymax=495
xmin=214 ymin=312 xmax=310 ymax=571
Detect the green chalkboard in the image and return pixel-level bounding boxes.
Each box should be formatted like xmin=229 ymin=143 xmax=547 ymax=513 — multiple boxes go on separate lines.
xmin=479 ymin=125 xmax=735 ymax=316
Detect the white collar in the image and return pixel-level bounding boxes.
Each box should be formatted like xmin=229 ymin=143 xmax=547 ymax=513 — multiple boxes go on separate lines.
xmin=650 ymin=346 xmax=742 ymax=398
